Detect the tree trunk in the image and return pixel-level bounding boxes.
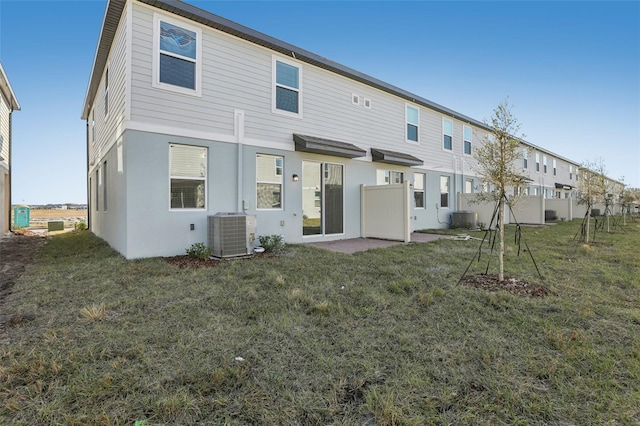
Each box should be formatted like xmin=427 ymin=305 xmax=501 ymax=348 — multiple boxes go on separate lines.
xmin=585 ymin=207 xmax=591 ymax=243
xmin=499 ymin=196 xmax=505 ymax=282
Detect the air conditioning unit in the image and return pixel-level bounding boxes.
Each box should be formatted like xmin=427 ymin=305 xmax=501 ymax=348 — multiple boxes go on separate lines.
xmin=452 ymin=211 xmax=478 ymax=229
xmin=208 ymin=213 xmax=256 ymax=258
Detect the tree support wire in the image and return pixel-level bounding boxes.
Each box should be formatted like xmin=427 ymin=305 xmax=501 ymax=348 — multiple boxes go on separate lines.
xmin=458 ymin=194 xmax=543 ymax=284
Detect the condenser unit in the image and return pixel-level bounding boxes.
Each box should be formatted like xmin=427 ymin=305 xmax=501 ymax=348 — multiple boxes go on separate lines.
xmin=452 ymin=211 xmax=478 ymax=229
xmin=208 ymin=213 xmax=256 ymax=258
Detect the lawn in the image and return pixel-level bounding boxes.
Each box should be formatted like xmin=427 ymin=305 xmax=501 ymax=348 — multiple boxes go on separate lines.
xmin=1 ymin=219 xmax=639 ymax=425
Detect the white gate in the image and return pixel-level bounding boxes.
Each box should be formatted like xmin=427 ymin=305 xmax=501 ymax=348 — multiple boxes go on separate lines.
xmin=360 ymin=181 xmax=410 ymax=242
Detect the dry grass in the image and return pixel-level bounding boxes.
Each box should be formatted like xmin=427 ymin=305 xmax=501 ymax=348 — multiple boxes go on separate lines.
xmin=1 ymin=218 xmax=639 ymax=424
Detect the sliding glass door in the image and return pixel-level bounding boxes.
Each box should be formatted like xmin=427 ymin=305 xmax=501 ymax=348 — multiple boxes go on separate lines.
xmin=302 ymin=161 xmax=344 ymax=236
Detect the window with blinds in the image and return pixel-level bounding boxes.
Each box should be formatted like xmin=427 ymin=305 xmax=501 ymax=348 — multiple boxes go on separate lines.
xmin=170 ymin=144 xmax=207 ymax=209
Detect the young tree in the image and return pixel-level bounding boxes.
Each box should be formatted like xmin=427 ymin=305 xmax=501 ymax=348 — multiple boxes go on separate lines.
xmin=576 ymin=159 xmax=607 ymax=243
xmin=473 ymin=100 xmax=529 ymax=282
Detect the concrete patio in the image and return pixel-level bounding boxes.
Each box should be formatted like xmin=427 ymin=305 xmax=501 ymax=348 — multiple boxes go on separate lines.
xmin=307 ymin=232 xmax=450 ymax=254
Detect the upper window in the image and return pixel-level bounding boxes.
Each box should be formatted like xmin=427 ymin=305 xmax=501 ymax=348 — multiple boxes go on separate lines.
xmin=463 ymin=125 xmax=472 ymax=155
xmin=414 ymin=173 xmax=425 ymax=208
xmin=406 ymin=106 xmax=419 ymax=142
xmin=553 ymin=159 xmax=557 ymax=176
xmin=104 ymin=68 xmax=109 ymax=117
xmin=273 ymin=58 xmax=301 ymax=116
xmin=169 ymin=144 xmax=207 ymax=209
xmin=543 ymin=156 xmax=548 ymax=173
xmin=154 ymin=15 xmax=201 ymax=95
xmin=569 ymin=165 xmax=573 ymax=180
xmin=535 ymin=153 xmax=540 ymax=172
xmin=523 ymin=148 xmax=528 ymax=169
xmin=377 ymin=170 xmax=404 ymax=185
xmin=440 ymin=176 xmax=450 ymax=208
xmin=256 ymin=154 xmax=283 ymax=209
xmin=443 ymin=119 xmax=453 ymax=151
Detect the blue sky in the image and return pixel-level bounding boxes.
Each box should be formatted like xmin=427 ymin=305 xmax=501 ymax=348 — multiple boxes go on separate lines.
xmin=1 ymin=0 xmax=638 ymax=204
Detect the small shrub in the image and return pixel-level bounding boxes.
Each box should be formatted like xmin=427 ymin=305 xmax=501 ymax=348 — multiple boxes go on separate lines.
xmin=258 ymin=234 xmax=285 ymax=253
xmin=186 ymin=242 xmax=212 ymax=260
xmin=75 ymin=221 xmax=88 ymax=231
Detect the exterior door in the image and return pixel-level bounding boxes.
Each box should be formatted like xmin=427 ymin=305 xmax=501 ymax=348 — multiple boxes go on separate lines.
xmin=302 ymin=161 xmax=344 ymax=236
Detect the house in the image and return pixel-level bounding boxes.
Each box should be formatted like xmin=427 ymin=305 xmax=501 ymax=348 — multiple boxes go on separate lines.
xmin=81 ymin=0 xmax=621 ymax=259
xmin=0 ymin=62 xmax=21 ymax=235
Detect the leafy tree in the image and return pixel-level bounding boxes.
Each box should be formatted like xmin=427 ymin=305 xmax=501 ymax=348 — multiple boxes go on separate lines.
xmin=473 ymin=100 xmax=529 ymax=282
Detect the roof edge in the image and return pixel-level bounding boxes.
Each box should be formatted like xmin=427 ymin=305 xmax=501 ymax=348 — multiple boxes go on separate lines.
xmin=0 ymin=62 xmax=21 ymax=111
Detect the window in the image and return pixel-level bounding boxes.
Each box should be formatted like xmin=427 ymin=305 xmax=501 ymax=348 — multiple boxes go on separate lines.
xmin=274 ymin=58 xmax=301 ymax=115
xmin=556 ymin=191 xmax=561 ymax=199
xmin=364 ymin=98 xmax=371 ymax=109
xmin=576 ymin=168 xmax=579 ymax=181
xmin=414 ymin=173 xmax=425 ymax=208
xmin=569 ymin=165 xmax=573 ymax=180
xmin=465 ymin=179 xmax=473 ymax=193
xmin=553 ymin=159 xmax=557 ymax=176
xmin=256 ymin=154 xmax=283 ymax=209
xmin=104 ymin=68 xmax=109 ymax=116
xmin=377 ymin=170 xmax=404 ymax=185
xmin=443 ymin=119 xmax=453 ymax=150
xmin=440 ymin=176 xmax=450 ymax=208
xmin=463 ymin=125 xmax=472 ymax=155
xmin=170 ymin=144 xmax=206 ymax=209
xmin=352 ymin=94 xmax=360 ymax=105
xmin=154 ymin=15 xmax=201 ymax=94
xmin=543 ymin=156 xmax=548 ymax=173
xmin=91 ymin=110 xmax=95 ymax=144
xmin=535 ymin=153 xmax=540 ymax=172
xmin=95 ymin=168 xmax=100 ymax=212
xmin=523 ymin=148 xmax=528 ymax=169
xmin=103 ymin=161 xmax=108 ymax=211
xmin=406 ymin=105 xmax=419 ymax=142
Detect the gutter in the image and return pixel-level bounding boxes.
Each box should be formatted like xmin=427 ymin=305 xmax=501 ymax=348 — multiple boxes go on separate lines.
xmin=8 ymin=109 xmax=12 ymax=232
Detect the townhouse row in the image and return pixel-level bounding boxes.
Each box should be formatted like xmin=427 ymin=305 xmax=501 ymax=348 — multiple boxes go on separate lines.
xmin=82 ymin=0 xmax=607 ymax=259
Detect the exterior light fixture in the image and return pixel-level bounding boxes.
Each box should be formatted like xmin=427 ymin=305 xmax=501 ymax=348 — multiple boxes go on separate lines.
xmin=292 ymin=174 xmax=299 ymax=182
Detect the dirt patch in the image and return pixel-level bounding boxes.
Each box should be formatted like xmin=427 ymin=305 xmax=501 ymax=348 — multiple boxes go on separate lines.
xmin=0 ymin=232 xmax=48 ymax=341
xmin=460 ymin=274 xmax=548 ymax=297
xmin=164 ymin=252 xmax=276 ymax=268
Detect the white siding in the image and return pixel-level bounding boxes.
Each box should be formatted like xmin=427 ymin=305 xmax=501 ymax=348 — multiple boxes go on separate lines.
xmin=128 ymin=2 xmax=491 ymax=176
xmin=0 ymin=91 xmax=9 ymax=164
xmin=90 ymin=4 xmax=128 ymax=170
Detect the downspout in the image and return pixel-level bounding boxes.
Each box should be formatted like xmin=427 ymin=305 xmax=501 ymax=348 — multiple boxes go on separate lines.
xmin=8 ymin=109 xmax=12 ymax=232
xmin=86 ymin=119 xmax=91 ymax=230
xmin=235 ymin=110 xmax=245 ymax=212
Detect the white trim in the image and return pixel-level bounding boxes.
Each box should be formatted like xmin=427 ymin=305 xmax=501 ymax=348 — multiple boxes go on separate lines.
xmin=125 ymin=1 xmax=133 ymax=122
xmin=413 ymin=172 xmax=425 ymax=209
xmin=256 ymin=153 xmax=284 ymax=211
xmin=442 ymin=118 xmax=453 ymax=152
xmin=272 ymin=55 xmax=303 ymax=119
xmin=168 ymin=143 xmax=208 ymax=211
xmin=152 ymin=12 xmax=203 ymax=97
xmin=462 ymin=125 xmax=472 ymax=156
xmin=405 ymin=103 xmax=419 ymax=144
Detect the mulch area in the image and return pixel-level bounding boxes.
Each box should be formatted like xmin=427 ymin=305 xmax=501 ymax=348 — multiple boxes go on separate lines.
xmin=165 ymin=252 xmax=275 ymax=268
xmin=460 ymin=274 xmax=549 ymax=297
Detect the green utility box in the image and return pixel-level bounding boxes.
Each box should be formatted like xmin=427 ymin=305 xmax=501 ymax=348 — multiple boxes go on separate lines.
xmin=13 ymin=205 xmax=30 ymax=228
xmin=48 ymin=221 xmax=64 ymax=232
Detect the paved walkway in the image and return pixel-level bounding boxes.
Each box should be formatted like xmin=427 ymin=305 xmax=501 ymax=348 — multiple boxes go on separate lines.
xmin=307 ymin=232 xmax=450 ymax=254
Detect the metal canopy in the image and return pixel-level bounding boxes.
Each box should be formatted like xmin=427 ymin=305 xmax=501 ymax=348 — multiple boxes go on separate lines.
xmin=293 ymin=134 xmax=366 ymax=158
xmin=370 ymin=148 xmax=423 ymax=167
xmin=555 ymin=183 xmax=574 ymax=190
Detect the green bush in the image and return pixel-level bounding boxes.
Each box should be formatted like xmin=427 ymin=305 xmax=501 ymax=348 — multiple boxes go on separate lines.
xmin=75 ymin=221 xmax=88 ymax=231
xmin=185 ymin=242 xmax=212 ymax=260
xmin=258 ymin=234 xmax=285 ymax=253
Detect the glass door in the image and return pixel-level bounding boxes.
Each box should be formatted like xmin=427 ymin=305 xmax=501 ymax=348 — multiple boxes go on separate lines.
xmin=302 ymin=161 xmax=344 ymax=236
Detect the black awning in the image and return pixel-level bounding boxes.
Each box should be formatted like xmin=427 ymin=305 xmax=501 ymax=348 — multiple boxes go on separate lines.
xmin=293 ymin=134 xmax=366 ymax=158
xmin=555 ymin=183 xmax=574 ymax=190
xmin=370 ymin=148 xmax=423 ymax=167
